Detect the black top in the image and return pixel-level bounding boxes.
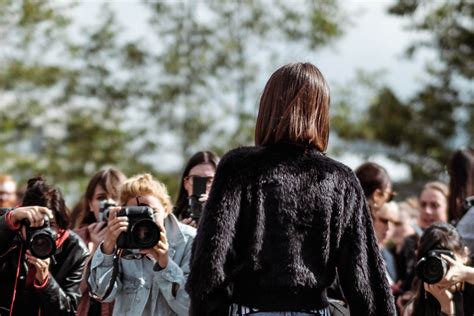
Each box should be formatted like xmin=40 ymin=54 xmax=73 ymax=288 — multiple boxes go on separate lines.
xmin=186 ymin=144 xmax=396 ymax=315
xmin=0 ymin=215 xmax=89 ymax=316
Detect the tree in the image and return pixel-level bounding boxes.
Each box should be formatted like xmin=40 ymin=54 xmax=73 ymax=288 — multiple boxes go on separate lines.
xmin=332 ymin=0 xmax=473 ymax=180
xmin=143 ymin=0 xmax=344 ymax=159
xmin=0 ymin=2 xmax=153 ymax=196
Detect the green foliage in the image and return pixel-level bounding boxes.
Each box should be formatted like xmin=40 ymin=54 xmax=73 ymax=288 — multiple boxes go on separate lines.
xmin=0 ymin=0 xmax=344 ymax=202
xmin=333 ymin=0 xmax=473 ymax=180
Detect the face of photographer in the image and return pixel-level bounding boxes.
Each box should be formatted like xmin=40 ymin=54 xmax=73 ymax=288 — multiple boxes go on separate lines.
xmin=9 ymin=206 xmax=55 ymax=284
xmin=86 ymin=185 xmax=115 ymax=251
xmin=101 ymin=195 xmax=170 ymax=269
xmin=184 ymin=163 xmax=215 ymax=201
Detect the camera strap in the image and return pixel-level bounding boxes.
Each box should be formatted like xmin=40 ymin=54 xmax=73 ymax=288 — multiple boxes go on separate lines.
xmin=86 ymin=248 xmax=122 ymax=302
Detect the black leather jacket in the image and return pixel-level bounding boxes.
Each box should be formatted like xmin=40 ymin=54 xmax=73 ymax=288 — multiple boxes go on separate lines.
xmin=0 ymin=214 xmax=89 ymax=316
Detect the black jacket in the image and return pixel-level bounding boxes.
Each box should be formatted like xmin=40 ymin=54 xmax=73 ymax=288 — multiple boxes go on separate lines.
xmin=0 ymin=214 xmax=89 ymax=316
xmin=186 ymin=144 xmax=396 ymax=315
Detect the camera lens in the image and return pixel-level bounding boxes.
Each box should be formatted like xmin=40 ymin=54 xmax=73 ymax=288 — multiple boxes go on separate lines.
xmin=131 ymin=219 xmax=160 ymax=249
xmin=421 ymin=256 xmax=448 ymax=284
xmin=30 ymin=232 xmax=56 ymax=259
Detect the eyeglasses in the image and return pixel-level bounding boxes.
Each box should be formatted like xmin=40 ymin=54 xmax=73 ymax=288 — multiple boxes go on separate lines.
xmin=185 ymin=176 xmax=214 ymax=186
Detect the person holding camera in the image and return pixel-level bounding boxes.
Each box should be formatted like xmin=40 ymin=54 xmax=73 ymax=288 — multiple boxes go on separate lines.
xmin=71 ymin=168 xmax=127 ymax=316
xmin=0 ymin=177 xmax=89 ymax=316
xmin=402 ymin=222 xmax=474 ymax=316
xmin=186 ymin=63 xmax=396 ymax=315
xmin=174 ymin=151 xmax=219 ymax=228
xmin=88 ymin=173 xmax=195 ymax=316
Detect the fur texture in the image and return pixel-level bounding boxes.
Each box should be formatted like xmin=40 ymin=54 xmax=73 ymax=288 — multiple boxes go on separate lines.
xmin=186 ymin=143 xmax=396 ymax=315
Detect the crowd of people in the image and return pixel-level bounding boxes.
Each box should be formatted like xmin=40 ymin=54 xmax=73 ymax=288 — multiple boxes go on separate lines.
xmin=0 ymin=62 xmax=473 ymax=316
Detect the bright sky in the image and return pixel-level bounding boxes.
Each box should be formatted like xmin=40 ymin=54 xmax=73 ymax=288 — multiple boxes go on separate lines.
xmin=72 ymin=0 xmax=435 ymax=181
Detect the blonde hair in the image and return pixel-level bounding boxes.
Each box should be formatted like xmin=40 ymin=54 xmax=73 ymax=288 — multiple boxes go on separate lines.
xmin=119 ymin=174 xmax=173 ymax=214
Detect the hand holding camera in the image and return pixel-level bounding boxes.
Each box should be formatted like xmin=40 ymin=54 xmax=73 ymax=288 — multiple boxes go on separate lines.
xmin=9 ymin=207 xmax=57 ymax=259
xmin=139 ymin=229 xmax=169 ymax=268
xmin=102 ymin=206 xmax=129 ymax=255
xmin=101 ymin=205 xmax=162 ymax=256
xmin=438 ymin=254 xmax=474 ymax=288
xmin=25 ymin=249 xmax=50 ymax=284
xmin=10 ymin=206 xmax=54 ymax=228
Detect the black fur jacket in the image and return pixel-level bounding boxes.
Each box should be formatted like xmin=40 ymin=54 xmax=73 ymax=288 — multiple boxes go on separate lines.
xmin=186 ymin=143 xmax=396 ymax=316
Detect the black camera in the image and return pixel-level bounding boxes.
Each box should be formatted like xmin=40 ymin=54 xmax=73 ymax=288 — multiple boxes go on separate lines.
xmin=185 ymin=176 xmax=208 ymax=221
xmin=102 ymin=206 xmax=161 ymax=249
xmin=415 ymin=250 xmax=455 ymax=284
xmin=99 ymin=200 xmax=117 ymax=223
xmin=25 ymin=217 xmax=57 ymax=259
xmin=0 ymin=208 xmax=56 ymax=259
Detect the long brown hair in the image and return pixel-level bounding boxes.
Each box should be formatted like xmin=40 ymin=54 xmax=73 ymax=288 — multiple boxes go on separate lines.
xmin=174 ymin=151 xmax=219 ymax=219
xmin=448 ymin=149 xmax=474 ymax=222
xmin=255 ymin=62 xmax=330 ymax=152
xmin=71 ymin=168 xmax=126 ymax=229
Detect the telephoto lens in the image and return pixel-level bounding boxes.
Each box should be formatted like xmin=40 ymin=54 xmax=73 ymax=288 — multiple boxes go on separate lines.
xmin=25 ymin=217 xmax=57 ymax=259
xmin=415 ymin=250 xmax=454 ymax=284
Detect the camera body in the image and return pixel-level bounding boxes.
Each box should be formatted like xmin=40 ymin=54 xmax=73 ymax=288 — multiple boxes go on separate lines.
xmin=185 ymin=176 xmax=208 ymax=221
xmin=25 ymin=217 xmax=57 ymax=259
xmin=0 ymin=208 xmax=57 ymax=259
xmin=99 ymin=200 xmax=117 ymax=223
xmin=415 ymin=249 xmax=455 ymax=284
xmin=100 ymin=204 xmax=160 ymax=249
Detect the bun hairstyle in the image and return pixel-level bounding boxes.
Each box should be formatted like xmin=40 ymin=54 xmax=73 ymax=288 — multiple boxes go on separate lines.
xmin=21 ymin=176 xmax=70 ymax=229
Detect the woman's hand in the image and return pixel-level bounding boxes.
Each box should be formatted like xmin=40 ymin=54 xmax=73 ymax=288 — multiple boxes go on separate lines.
xmin=424 ymin=283 xmax=454 ymax=315
xmin=438 ymin=254 xmax=474 ymax=287
xmin=102 ymin=207 xmax=128 ymax=255
xmin=87 ymin=221 xmax=107 ymax=252
xmin=140 ymin=226 xmax=169 ymax=269
xmin=25 ymin=250 xmax=50 ymax=284
xmin=10 ymin=206 xmax=54 ymax=227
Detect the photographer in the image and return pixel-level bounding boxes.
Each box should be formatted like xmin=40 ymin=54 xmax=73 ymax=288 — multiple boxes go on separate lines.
xmin=403 ymin=222 xmax=474 ymax=316
xmin=88 ymin=174 xmax=195 ymax=316
xmin=71 ymin=168 xmax=126 ymax=316
xmin=174 ymin=151 xmax=219 ymax=228
xmin=0 ymin=177 xmax=89 ymax=316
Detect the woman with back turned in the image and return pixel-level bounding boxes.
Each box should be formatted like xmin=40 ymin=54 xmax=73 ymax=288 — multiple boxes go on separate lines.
xmin=186 ymin=62 xmax=396 ymax=316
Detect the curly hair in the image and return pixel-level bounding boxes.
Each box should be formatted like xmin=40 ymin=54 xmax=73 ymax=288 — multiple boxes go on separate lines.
xmin=119 ymin=174 xmax=173 ymax=214
xmin=21 ymin=176 xmax=70 ymax=229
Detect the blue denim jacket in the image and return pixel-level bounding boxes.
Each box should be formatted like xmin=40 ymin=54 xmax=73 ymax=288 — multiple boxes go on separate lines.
xmin=88 ymin=214 xmax=195 ymax=316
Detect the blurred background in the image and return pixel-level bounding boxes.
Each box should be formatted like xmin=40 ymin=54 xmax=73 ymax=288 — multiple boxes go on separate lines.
xmin=0 ymin=0 xmax=472 ymax=203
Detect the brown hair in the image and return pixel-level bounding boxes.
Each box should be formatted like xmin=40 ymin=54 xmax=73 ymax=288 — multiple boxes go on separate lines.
xmin=422 ymin=181 xmax=449 ymax=199
xmin=119 ymin=174 xmax=173 ymax=215
xmin=71 ymin=168 xmax=126 ymax=228
xmin=255 ymin=62 xmax=330 ymax=152
xmin=448 ymin=148 xmax=474 ymax=222
xmin=22 ymin=176 xmax=69 ymax=229
xmin=355 ymin=162 xmax=391 ymax=198
xmin=174 ymin=151 xmax=219 ymax=219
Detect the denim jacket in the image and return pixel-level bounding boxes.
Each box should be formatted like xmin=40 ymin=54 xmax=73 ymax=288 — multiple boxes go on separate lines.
xmin=88 ymin=214 xmax=195 ymax=316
